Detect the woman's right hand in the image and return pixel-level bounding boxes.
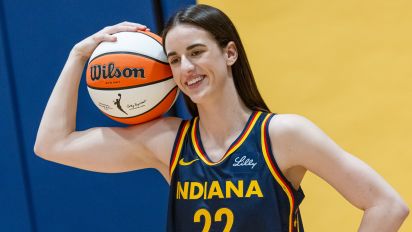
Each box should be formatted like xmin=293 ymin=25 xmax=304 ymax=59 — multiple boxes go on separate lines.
xmin=71 ymin=21 xmax=149 ymax=61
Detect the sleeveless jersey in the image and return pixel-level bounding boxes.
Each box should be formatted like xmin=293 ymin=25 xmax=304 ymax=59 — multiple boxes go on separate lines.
xmin=167 ymin=111 xmax=304 ymax=232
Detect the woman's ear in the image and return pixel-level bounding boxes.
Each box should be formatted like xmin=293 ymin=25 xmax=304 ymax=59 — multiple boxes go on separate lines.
xmin=225 ymin=41 xmax=238 ymax=66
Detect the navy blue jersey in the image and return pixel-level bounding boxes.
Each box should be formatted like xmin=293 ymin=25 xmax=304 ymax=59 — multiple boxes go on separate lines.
xmin=167 ymin=111 xmax=304 ymax=232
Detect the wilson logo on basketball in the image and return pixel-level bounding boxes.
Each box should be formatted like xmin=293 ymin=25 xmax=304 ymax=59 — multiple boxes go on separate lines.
xmin=86 ymin=31 xmax=177 ymax=125
xmin=89 ymin=63 xmax=145 ymax=81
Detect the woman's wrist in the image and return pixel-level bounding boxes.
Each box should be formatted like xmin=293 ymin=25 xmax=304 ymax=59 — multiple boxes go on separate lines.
xmin=69 ymin=45 xmax=90 ymax=63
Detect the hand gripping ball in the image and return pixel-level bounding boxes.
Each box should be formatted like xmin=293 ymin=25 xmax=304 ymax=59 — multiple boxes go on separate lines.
xmin=86 ymin=31 xmax=178 ymax=124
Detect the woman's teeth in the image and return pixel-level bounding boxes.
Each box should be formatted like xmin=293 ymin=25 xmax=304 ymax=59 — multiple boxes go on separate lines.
xmin=187 ymin=76 xmax=205 ymax=86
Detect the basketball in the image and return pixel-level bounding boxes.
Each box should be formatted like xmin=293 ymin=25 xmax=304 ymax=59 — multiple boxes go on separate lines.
xmin=86 ymin=31 xmax=178 ymax=124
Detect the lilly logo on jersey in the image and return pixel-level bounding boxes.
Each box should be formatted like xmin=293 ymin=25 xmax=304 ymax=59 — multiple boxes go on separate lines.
xmin=233 ymin=155 xmax=257 ymax=169
xmin=179 ymin=158 xmax=199 ymax=166
xmin=176 ymin=180 xmax=263 ymax=200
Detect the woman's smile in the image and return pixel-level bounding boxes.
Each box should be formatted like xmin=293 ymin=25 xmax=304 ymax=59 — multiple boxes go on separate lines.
xmin=186 ymin=75 xmax=206 ymax=89
xmin=164 ymin=24 xmax=232 ymax=103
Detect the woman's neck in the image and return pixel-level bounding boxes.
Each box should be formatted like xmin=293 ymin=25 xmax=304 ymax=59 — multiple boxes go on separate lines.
xmin=196 ymin=86 xmax=253 ymax=151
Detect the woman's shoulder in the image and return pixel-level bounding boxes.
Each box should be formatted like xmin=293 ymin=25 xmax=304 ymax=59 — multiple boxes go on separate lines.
xmin=126 ymin=116 xmax=184 ymax=155
xmin=127 ymin=116 xmax=184 ymax=176
xmin=267 ymin=113 xmax=335 ymax=162
xmin=267 ymin=113 xmax=328 ymax=153
xmin=268 ymin=113 xmax=316 ymax=137
xmin=129 ymin=116 xmax=183 ymax=133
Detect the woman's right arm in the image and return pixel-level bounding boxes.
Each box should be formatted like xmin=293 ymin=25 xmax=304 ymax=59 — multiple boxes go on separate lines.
xmin=34 ymin=22 xmax=180 ymax=175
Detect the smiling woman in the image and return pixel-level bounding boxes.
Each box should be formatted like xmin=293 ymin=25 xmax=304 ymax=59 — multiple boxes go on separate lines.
xmin=162 ymin=5 xmax=270 ymax=117
xmin=34 ymin=3 xmax=408 ymax=232
xmin=164 ymin=24 xmax=241 ymax=106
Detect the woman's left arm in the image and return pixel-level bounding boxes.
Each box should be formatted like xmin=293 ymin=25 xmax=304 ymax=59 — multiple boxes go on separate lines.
xmin=270 ymin=114 xmax=409 ymax=232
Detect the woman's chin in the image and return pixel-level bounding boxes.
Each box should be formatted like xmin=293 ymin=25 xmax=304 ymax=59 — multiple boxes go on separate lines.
xmin=188 ymin=91 xmax=208 ymax=105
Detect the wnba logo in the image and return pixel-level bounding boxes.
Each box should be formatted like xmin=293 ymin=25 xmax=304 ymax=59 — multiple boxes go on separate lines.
xmin=89 ymin=63 xmax=145 ymax=81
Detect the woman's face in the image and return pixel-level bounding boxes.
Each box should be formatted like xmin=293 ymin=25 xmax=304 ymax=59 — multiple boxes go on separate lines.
xmin=164 ymin=24 xmax=235 ymax=104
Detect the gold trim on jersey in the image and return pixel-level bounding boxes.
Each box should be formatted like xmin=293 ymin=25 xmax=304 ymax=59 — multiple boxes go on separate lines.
xmin=191 ymin=111 xmax=262 ymax=166
xmin=169 ymin=121 xmax=191 ymax=177
xmin=261 ymin=113 xmax=295 ymax=232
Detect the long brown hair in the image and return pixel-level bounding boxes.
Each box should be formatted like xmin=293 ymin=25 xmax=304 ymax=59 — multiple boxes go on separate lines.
xmin=162 ymin=4 xmax=270 ymax=117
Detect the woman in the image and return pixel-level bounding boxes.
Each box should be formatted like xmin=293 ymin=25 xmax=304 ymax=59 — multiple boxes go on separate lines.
xmin=35 ymin=4 xmax=408 ymax=232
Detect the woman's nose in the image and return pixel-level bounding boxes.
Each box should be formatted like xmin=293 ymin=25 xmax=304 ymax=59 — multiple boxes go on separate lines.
xmin=180 ymin=56 xmax=195 ymax=74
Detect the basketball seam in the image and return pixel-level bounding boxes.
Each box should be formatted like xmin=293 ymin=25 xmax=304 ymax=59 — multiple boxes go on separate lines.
xmin=87 ymin=76 xmax=174 ymax=90
xmin=105 ymin=86 xmax=178 ymax=119
xmin=135 ymin=31 xmax=163 ymax=46
xmin=88 ymin=51 xmax=169 ymax=65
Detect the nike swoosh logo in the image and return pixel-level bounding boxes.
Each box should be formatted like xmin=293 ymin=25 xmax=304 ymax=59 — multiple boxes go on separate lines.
xmin=179 ymin=158 xmax=199 ymax=166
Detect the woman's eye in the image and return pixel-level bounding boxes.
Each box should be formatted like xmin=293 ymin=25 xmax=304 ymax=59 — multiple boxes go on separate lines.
xmin=191 ymin=50 xmax=202 ymax=56
xmin=169 ymin=57 xmax=179 ymax=64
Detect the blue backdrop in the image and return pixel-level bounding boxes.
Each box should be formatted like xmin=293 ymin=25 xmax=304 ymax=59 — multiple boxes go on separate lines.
xmin=0 ymin=0 xmax=193 ymax=231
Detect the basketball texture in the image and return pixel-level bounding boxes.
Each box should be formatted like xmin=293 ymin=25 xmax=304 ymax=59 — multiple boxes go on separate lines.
xmin=86 ymin=31 xmax=178 ymax=124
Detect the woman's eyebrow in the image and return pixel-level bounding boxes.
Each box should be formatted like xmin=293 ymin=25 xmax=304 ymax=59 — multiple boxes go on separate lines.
xmin=186 ymin=43 xmax=206 ymax=50
xmin=167 ymin=44 xmax=207 ymax=58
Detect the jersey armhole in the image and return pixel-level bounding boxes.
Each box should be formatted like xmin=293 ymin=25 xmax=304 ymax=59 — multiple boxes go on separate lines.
xmin=261 ymin=113 xmax=302 ymax=231
xmin=261 ymin=113 xmax=303 ymax=199
xmin=169 ymin=120 xmax=191 ymax=177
